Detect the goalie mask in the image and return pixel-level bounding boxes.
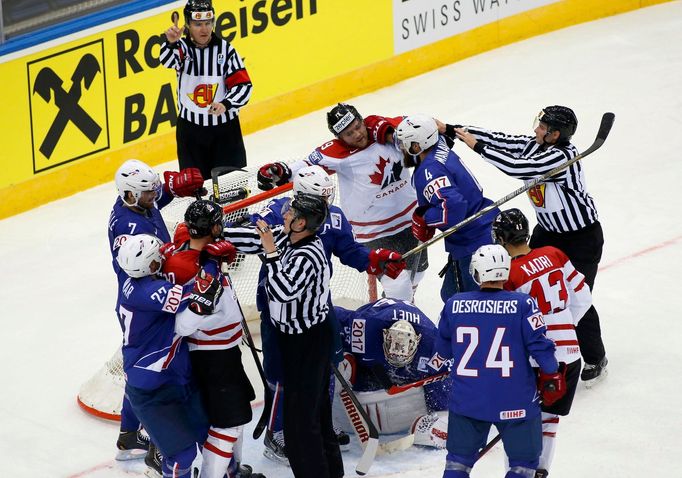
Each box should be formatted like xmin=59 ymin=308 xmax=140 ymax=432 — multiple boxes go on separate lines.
xmin=469 ymin=244 xmax=511 ymax=285
xmin=115 ymin=159 xmax=162 ymax=208
xmin=383 ymin=320 xmax=421 ymax=368
xmin=117 ymin=234 xmax=164 ymax=278
xmin=395 ymin=115 xmax=439 ymax=165
xmin=293 ymin=165 xmax=336 ymax=203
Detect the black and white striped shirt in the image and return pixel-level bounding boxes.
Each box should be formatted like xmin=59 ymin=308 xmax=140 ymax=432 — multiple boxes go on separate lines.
xmin=160 ymin=34 xmax=252 ymax=126
xmin=466 ymin=126 xmax=598 ymax=233
xmin=225 ymin=226 xmax=331 ymax=335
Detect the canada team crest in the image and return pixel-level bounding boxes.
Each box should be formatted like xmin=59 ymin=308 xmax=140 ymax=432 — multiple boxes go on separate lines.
xmin=369 ymin=156 xmax=403 ymax=189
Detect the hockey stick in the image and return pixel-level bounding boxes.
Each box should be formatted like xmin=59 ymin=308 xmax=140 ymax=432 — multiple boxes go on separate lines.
xmin=223 ymin=182 xmax=293 ymax=215
xmin=332 ymin=366 xmax=379 ymax=475
xmin=402 ymin=112 xmax=615 ymax=260
xmin=209 ymin=166 xmax=250 ymax=205
xmin=477 ymin=433 xmax=501 ymax=461
xmin=386 ymin=371 xmax=450 ymax=396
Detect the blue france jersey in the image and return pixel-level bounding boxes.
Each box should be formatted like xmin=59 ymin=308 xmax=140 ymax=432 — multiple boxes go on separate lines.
xmin=336 ymin=299 xmax=451 ymax=412
xmin=252 ymin=197 xmax=370 ymax=272
xmin=436 ymin=289 xmax=558 ymax=422
xmin=412 ymin=136 xmax=498 ymax=259
xmin=118 ymin=275 xmax=192 ymax=390
xmin=107 ymin=196 xmax=172 ymax=280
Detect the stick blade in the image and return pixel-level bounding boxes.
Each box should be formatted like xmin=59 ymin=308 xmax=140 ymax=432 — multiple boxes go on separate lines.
xmin=355 ymin=437 xmax=379 ymax=475
xmin=583 ymin=112 xmax=615 ymax=156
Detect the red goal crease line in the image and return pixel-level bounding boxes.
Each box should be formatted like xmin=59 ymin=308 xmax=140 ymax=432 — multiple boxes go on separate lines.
xmin=599 ymin=234 xmax=682 ymax=272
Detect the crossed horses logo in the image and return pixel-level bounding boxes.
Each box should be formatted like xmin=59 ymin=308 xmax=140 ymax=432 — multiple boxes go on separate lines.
xmin=28 ymin=40 xmax=109 ymax=173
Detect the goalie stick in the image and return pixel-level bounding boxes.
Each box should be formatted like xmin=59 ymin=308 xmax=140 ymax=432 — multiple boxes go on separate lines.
xmin=209 ymin=166 xmax=250 ymax=205
xmin=402 ymin=112 xmax=616 ymax=260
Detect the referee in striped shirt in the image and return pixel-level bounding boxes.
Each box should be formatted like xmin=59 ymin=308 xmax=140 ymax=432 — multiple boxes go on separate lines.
xmin=225 ymin=194 xmax=344 ymax=478
xmin=447 ymin=105 xmax=607 ymax=385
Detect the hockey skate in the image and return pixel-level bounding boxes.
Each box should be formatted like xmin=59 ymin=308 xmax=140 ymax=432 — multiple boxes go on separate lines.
xmin=236 ymin=463 xmax=267 ymax=478
xmin=535 ymin=469 xmax=549 ymax=478
xmin=334 ymin=424 xmax=351 ymax=451
xmin=263 ymin=430 xmax=289 ymax=467
xmin=115 ymin=429 xmax=149 ymax=461
xmin=143 ymin=442 xmax=162 ymax=478
xmin=581 ymin=357 xmax=608 ymax=388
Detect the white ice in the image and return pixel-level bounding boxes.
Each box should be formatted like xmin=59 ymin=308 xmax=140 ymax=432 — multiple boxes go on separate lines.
xmin=2 ymin=2 xmax=682 ymax=476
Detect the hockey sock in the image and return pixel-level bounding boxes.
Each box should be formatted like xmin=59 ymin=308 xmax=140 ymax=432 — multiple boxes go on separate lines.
xmin=539 ymin=412 xmax=559 ymax=471
xmin=202 ymin=426 xmax=240 ymax=478
xmin=164 ymin=443 xmax=203 ymax=478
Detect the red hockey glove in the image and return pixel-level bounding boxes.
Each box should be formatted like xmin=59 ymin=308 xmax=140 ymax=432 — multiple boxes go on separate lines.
xmin=412 ymin=210 xmax=436 ymax=242
xmin=367 ymin=248 xmax=406 ymax=279
xmin=203 ymin=240 xmax=237 ymax=264
xmin=537 ymin=363 xmax=567 ymax=406
xmin=257 ymin=162 xmax=291 ymax=191
xmin=369 ymin=116 xmax=394 ymax=144
xmin=159 ymin=242 xmax=177 ymax=261
xmin=173 ymin=222 xmax=191 ymax=246
xmin=188 ymin=269 xmax=223 ymax=315
xmin=163 ymin=168 xmax=204 ymax=197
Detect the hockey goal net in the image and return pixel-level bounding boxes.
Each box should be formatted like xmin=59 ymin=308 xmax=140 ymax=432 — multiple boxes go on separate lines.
xmin=78 ymin=165 xmax=376 ymax=420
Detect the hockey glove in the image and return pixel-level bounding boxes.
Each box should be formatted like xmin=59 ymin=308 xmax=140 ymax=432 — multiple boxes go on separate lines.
xmin=159 ymin=242 xmax=177 ymax=262
xmin=537 ymin=363 xmax=567 ymax=406
xmin=163 ymin=168 xmax=205 ymax=197
xmin=367 ymin=248 xmax=406 ymax=279
xmin=257 ymin=162 xmax=291 ymax=191
xmin=203 ymin=240 xmax=237 ymax=265
xmin=369 ymin=116 xmax=394 ymax=145
xmin=412 ymin=208 xmax=436 ymax=242
xmin=188 ymin=269 xmax=223 ymax=316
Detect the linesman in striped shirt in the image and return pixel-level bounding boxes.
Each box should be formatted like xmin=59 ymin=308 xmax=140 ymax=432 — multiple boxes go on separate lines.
xmin=161 ymin=0 xmax=253 ymax=179
xmin=225 ymin=194 xmax=344 ymax=478
xmin=446 ymin=105 xmax=608 ymax=386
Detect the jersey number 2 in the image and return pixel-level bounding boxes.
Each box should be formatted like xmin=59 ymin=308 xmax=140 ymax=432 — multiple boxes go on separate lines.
xmin=456 ymin=326 xmax=514 ymax=377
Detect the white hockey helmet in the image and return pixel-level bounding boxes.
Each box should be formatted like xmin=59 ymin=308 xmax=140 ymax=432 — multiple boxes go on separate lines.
xmin=395 ymin=115 xmax=439 ymax=156
xmin=116 ymin=234 xmax=164 ymax=278
xmin=115 ymin=159 xmax=161 ymax=208
xmin=293 ymin=165 xmax=336 ymax=203
xmin=383 ymin=320 xmax=422 ymax=368
xmin=469 ymin=244 xmax=511 ymax=285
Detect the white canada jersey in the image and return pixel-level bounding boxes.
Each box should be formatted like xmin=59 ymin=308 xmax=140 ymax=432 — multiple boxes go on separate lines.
xmin=175 ymin=269 xmax=243 ymax=352
xmin=505 ymin=246 xmax=592 ymax=364
xmin=293 ymin=137 xmax=416 ymax=242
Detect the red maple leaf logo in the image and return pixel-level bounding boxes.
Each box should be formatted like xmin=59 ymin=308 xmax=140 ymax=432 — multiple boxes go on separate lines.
xmin=369 ymin=156 xmax=390 ymax=185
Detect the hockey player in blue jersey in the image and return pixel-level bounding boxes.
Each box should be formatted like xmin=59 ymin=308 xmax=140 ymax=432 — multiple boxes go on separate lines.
xmin=332 ymin=298 xmax=450 ymax=442
xmin=395 ymin=115 xmax=498 ymax=301
xmin=115 ymin=235 xmax=209 ymax=478
xmin=248 ymin=165 xmax=406 ymax=464
xmin=108 ymin=159 xmax=204 ymax=471
xmin=435 ymin=244 xmax=566 ymax=478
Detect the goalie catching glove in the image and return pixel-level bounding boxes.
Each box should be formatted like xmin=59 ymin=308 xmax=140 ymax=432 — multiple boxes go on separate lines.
xmin=188 ymin=269 xmax=223 ymax=316
xmin=537 ymin=363 xmax=567 ymax=406
xmin=257 ymin=162 xmax=291 ymax=190
xmin=163 ymin=167 xmax=205 ymax=198
xmin=367 ymin=248 xmax=406 ymax=279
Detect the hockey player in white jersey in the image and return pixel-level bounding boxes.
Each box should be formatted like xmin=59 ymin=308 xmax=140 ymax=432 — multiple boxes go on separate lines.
xmin=256 ymin=103 xmax=427 ymax=301
xmin=493 ymin=208 xmax=593 ymax=478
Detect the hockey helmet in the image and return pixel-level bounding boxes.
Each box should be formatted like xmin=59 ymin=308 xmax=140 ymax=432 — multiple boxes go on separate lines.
xmin=288 ymin=193 xmax=329 ymax=232
xmin=293 ymin=165 xmax=336 ymax=203
xmin=491 ymin=209 xmax=530 ymax=246
xmin=534 ymin=105 xmax=578 ymax=143
xmin=395 ymin=115 xmax=439 ymax=157
xmin=469 ymin=244 xmax=511 ymax=285
xmin=184 ymin=199 xmax=223 ymax=238
xmin=383 ymin=320 xmax=422 ymax=368
xmin=117 ymin=234 xmax=164 ymax=278
xmin=115 ymin=159 xmax=161 ymax=208
xmin=327 ymin=103 xmax=363 ymax=136
xmin=184 ymin=0 xmax=215 ymax=24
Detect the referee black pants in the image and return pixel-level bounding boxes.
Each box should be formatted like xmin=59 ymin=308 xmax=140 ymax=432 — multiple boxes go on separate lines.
xmin=530 ymin=221 xmax=607 ymax=364
xmin=277 ymin=320 xmax=344 ymax=478
xmin=176 ymin=116 xmax=247 ymax=180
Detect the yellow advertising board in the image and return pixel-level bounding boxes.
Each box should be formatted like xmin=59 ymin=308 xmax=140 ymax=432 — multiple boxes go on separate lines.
xmin=0 ymin=0 xmax=671 ymax=219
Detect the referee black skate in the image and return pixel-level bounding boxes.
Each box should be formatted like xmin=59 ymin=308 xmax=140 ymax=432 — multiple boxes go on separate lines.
xmin=450 ymin=105 xmax=608 ymax=386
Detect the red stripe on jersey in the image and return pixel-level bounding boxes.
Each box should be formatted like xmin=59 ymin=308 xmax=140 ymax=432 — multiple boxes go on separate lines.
xmin=208 ymin=429 xmax=238 ymax=442
xmin=204 ymin=441 xmax=234 ymax=458
xmin=203 ymin=321 xmax=240 ymax=336
xmin=566 ymin=269 xmax=578 ymax=281
xmin=349 ymin=201 xmax=417 ymax=227
xmin=547 ymin=324 xmax=575 ymax=331
xmin=225 ymin=69 xmax=250 ymax=89
xmin=554 ymin=339 xmax=579 ymax=347
xmin=161 ymin=337 xmax=182 ymax=369
xmin=187 ymin=330 xmax=243 ymax=346
xmin=543 ymin=432 xmax=557 ymax=437
xmin=543 ymin=417 xmax=560 ymax=424
xmin=574 ymin=279 xmax=586 ymax=292
xmin=353 ymin=220 xmax=412 ymax=240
